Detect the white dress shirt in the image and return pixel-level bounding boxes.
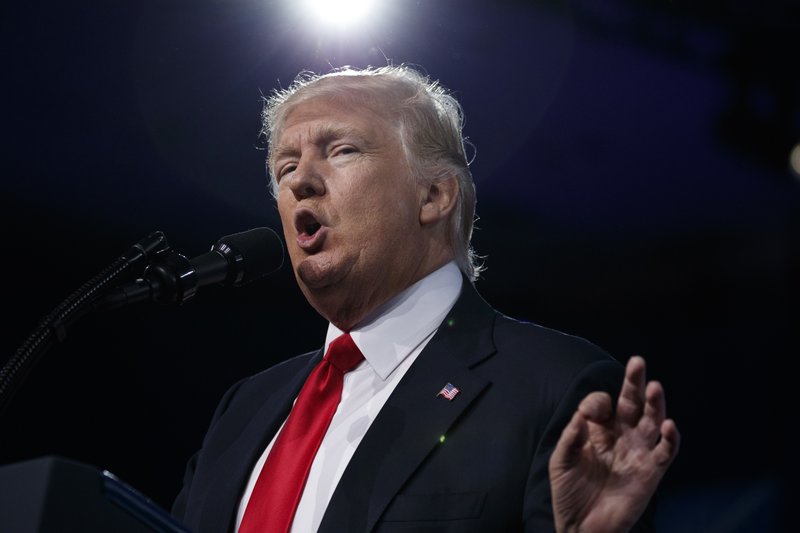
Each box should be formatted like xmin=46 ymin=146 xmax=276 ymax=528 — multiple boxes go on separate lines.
xmin=236 ymin=261 xmax=463 ymax=532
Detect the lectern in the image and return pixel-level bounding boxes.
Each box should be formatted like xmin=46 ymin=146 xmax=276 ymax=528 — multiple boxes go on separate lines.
xmin=0 ymin=456 xmax=191 ymax=532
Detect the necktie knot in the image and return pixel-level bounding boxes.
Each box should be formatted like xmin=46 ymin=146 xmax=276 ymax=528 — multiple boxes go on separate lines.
xmin=325 ymin=333 xmax=364 ymax=373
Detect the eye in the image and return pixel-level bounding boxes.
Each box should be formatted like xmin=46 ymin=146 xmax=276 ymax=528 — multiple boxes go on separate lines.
xmin=277 ymin=163 xmax=297 ymax=181
xmin=332 ymin=145 xmax=358 ymax=157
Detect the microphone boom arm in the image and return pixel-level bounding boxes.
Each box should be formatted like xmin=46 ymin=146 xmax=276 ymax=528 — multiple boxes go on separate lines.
xmin=0 ymin=227 xmax=283 ymax=417
xmin=0 ymin=231 xmax=169 ymax=416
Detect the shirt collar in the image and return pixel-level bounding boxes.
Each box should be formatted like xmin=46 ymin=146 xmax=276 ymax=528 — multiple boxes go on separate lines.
xmin=325 ymin=261 xmax=463 ymax=380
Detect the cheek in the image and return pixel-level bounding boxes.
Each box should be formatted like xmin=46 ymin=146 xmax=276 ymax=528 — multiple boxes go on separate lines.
xmin=332 ymin=167 xmax=419 ymax=236
xmin=276 ymin=195 xmax=295 ymax=226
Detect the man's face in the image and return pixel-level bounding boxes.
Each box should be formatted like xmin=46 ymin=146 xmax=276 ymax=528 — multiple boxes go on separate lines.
xmin=273 ymin=95 xmax=435 ymax=328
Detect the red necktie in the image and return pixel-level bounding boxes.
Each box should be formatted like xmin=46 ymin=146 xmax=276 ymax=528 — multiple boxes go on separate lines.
xmin=239 ymin=333 xmax=364 ymax=533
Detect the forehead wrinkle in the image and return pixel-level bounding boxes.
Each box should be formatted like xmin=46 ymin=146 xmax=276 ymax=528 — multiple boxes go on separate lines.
xmin=309 ymin=123 xmax=376 ymax=149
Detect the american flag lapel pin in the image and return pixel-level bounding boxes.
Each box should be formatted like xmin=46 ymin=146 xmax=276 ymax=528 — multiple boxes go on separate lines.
xmin=436 ymin=382 xmax=460 ymax=401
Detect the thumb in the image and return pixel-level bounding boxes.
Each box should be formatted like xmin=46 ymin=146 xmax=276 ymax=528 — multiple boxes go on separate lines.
xmin=550 ymin=410 xmax=588 ymax=472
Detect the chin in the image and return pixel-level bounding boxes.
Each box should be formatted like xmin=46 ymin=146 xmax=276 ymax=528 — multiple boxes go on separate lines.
xmin=296 ymin=256 xmax=340 ymax=291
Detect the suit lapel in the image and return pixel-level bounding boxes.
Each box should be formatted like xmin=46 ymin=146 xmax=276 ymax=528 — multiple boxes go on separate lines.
xmin=199 ymin=350 xmax=323 ymax=533
xmin=318 ymin=282 xmax=497 ymax=532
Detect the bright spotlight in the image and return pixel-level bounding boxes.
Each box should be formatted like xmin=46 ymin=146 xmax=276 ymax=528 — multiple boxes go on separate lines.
xmin=303 ymin=0 xmax=377 ymax=28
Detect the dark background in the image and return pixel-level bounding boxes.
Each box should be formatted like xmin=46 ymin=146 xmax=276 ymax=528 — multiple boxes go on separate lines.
xmin=1 ymin=1 xmax=798 ymax=531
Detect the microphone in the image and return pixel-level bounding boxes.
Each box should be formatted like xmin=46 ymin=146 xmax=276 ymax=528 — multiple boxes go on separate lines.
xmin=96 ymin=227 xmax=284 ymax=309
xmin=192 ymin=227 xmax=285 ymax=288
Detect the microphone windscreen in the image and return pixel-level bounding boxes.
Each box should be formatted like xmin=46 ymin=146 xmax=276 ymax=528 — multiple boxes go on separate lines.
xmin=215 ymin=227 xmax=284 ymax=285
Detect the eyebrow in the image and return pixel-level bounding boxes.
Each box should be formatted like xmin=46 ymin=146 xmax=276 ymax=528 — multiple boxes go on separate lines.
xmin=272 ymin=124 xmax=375 ymax=163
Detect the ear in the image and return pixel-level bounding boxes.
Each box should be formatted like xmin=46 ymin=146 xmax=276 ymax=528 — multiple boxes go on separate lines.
xmin=419 ymin=176 xmax=459 ymax=226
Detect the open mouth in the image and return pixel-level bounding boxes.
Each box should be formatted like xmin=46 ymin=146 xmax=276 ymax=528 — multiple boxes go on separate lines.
xmin=304 ymin=220 xmax=322 ymax=237
xmin=294 ymin=209 xmax=324 ymax=243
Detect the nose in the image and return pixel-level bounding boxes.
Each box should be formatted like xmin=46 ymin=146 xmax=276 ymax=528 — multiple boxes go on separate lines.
xmin=288 ymin=157 xmax=326 ymax=201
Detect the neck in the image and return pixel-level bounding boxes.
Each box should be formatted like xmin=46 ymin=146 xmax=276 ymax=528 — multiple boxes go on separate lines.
xmin=316 ymin=255 xmax=455 ymax=331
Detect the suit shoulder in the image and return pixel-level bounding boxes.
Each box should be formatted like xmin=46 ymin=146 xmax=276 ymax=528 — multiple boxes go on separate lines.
xmin=234 ymin=349 xmax=318 ymax=396
xmin=485 ymin=311 xmax=627 ymax=429
xmin=492 ymin=311 xmax=613 ymax=358
xmin=211 ymin=350 xmax=318 ymax=419
xmin=490 ymin=311 xmax=621 ymax=377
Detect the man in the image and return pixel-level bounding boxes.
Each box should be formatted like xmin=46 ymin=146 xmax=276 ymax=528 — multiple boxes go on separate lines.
xmin=172 ymin=65 xmax=680 ymax=532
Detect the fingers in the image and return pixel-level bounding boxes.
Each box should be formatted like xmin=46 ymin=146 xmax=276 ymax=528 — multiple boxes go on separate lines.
xmin=550 ymin=410 xmax=589 ymax=470
xmin=551 ymin=392 xmax=613 ymax=470
xmin=653 ymin=418 xmax=681 ymax=467
xmin=554 ymin=355 xmax=679 ymax=475
xmin=577 ymin=391 xmax=613 ymax=423
xmin=639 ymin=380 xmax=666 ymax=446
xmin=616 ymin=355 xmax=647 ymax=427
xmin=622 ymin=357 xmax=679 ymax=463
xmin=644 ymin=380 xmax=666 ymax=423
xmin=577 ymin=391 xmax=616 ymax=452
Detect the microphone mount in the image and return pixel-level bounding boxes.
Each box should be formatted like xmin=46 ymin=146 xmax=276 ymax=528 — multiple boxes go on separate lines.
xmin=96 ymin=249 xmax=200 ymax=310
xmin=95 ymin=227 xmax=284 ymax=310
xmin=0 ymin=227 xmax=284 ymax=416
xmin=0 ymin=230 xmax=170 ymax=416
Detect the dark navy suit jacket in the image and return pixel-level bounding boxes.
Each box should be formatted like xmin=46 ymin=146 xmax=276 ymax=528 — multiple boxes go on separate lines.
xmin=172 ymin=282 xmax=655 ymax=532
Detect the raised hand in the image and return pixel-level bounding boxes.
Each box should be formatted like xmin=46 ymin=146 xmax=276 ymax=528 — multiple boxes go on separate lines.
xmin=548 ymin=356 xmax=680 ymax=533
